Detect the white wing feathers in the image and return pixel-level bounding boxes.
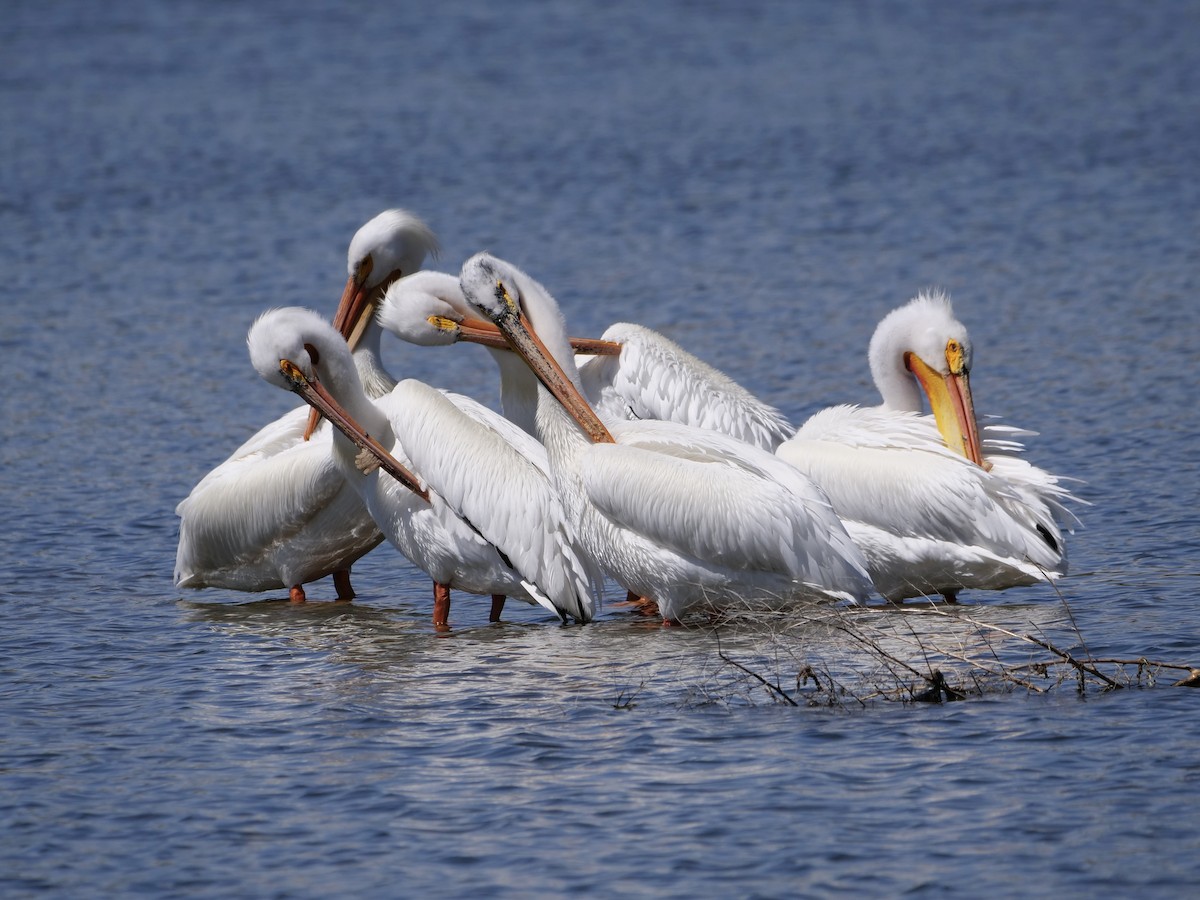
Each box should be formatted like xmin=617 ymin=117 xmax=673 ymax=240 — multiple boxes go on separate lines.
xmin=582 ymin=420 xmax=873 ymax=598
xmin=981 ymin=420 xmax=1084 ymax=529
xmin=173 ymin=410 xmax=362 ymax=589
xmin=440 ymin=391 xmax=553 ymax=479
xmin=385 ymin=380 xmax=602 ymax=622
xmin=781 ymin=405 xmax=1077 ymax=573
xmin=576 ymin=323 xmax=795 ymax=451
xmin=180 ymin=405 xmax=312 ymax=498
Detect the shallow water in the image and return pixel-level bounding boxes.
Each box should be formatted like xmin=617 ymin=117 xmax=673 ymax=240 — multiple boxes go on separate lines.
xmin=3 ymin=1 xmax=1200 ymax=896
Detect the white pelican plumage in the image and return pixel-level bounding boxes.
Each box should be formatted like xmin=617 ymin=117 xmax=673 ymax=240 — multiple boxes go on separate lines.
xmin=458 ymin=252 xmax=874 ymax=625
xmin=247 ymin=306 xmax=602 ymax=627
xmin=575 ymin=322 xmax=794 ymax=451
xmin=173 ymin=209 xmax=438 ymax=602
xmin=375 ymin=271 xmax=793 ymax=450
xmin=775 ymin=290 xmax=1080 ymax=602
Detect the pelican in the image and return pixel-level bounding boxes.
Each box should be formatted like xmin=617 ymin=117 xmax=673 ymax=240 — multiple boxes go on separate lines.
xmin=375 ymin=271 xmax=793 ymax=450
xmin=173 ymin=209 xmax=438 ymax=603
xmin=247 ymin=306 xmax=602 ymax=627
xmin=458 ymin=252 xmax=875 ymax=625
xmin=775 ymin=290 xmax=1080 ymax=602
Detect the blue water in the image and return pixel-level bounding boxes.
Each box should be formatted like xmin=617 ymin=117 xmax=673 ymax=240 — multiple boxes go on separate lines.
xmin=3 ymin=0 xmax=1200 ymax=895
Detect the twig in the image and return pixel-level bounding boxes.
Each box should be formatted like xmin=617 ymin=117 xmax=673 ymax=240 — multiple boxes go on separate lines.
xmin=690 ymin=591 xmax=1196 ymax=708
xmin=1020 ymin=633 xmax=1122 ymax=691
xmin=1083 ymin=657 xmax=1195 ymax=672
xmin=1044 ymin=575 xmax=1096 ymax=664
xmin=715 ymin=631 xmax=798 ymax=706
xmin=613 ymin=680 xmax=644 ymax=710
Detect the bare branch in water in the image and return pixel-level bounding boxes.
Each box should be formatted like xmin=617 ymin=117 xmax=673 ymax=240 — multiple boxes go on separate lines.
xmin=683 ymin=587 xmax=1196 ymax=709
xmin=716 ymin=630 xmax=798 ymax=706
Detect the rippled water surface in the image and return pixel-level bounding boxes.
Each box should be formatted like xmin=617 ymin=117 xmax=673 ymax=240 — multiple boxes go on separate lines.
xmin=3 ymin=1 xmax=1199 ymax=896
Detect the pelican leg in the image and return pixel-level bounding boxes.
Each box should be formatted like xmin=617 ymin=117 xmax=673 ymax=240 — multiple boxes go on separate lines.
xmin=332 ymin=569 xmax=356 ymax=602
xmin=616 ymin=591 xmax=661 ymax=617
xmin=614 ymin=590 xmax=677 ymax=625
xmin=433 ymin=582 xmax=451 ymax=629
xmin=289 ymin=584 xmax=307 ymax=604
xmin=489 ymin=594 xmax=506 ymax=622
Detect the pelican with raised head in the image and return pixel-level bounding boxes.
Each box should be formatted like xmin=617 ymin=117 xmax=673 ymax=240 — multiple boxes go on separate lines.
xmin=458 ymin=252 xmax=875 ymax=625
xmin=776 ymin=290 xmax=1080 ymax=602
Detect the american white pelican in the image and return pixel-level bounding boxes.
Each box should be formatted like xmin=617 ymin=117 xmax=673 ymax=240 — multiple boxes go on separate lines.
xmin=775 ymin=290 xmax=1080 ymax=602
xmin=247 ymin=306 xmax=602 ymax=627
xmin=375 ymin=271 xmax=793 ymax=450
xmin=458 ymin=252 xmax=875 ymax=625
xmin=173 ymin=209 xmax=438 ymax=603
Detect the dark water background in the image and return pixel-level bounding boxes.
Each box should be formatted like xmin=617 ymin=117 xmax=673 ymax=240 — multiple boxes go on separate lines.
xmin=3 ymin=1 xmax=1199 ymax=896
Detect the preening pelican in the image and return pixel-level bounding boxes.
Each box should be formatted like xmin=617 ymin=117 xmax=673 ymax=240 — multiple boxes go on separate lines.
xmin=775 ymin=290 xmax=1080 ymax=602
xmin=247 ymin=306 xmax=602 ymax=627
xmin=376 ymin=271 xmax=793 ymax=450
xmin=173 ymin=209 xmax=438 ymax=602
xmin=458 ymin=252 xmax=874 ymax=625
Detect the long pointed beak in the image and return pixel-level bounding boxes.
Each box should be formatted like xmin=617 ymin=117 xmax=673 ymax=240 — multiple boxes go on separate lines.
xmin=905 ymin=353 xmax=986 ymax=466
xmin=304 ymin=263 xmax=405 ymax=440
xmin=343 ymin=266 xmax=403 ymax=349
xmin=331 ymin=270 xmax=369 ymax=344
xmin=490 ymin=308 xmax=616 ymax=444
xmin=305 ymin=271 xmax=370 ymax=441
xmin=569 ymin=336 xmax=622 ymax=356
xmin=281 ymin=359 xmax=430 ymax=501
xmin=453 ymin=315 xmax=520 ymax=350
xmin=452 ymin=315 xmax=622 ymax=357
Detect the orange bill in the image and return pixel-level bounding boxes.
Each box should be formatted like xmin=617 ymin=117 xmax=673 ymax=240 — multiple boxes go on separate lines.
xmin=450 ymin=314 xmax=621 ymax=357
xmin=568 ymin=336 xmax=621 ymax=356
xmin=305 ymin=259 xmax=404 ymax=440
xmin=905 ymin=350 xmax=985 ymax=466
xmin=281 ymin=359 xmax=430 ymax=500
xmin=487 ymin=301 xmax=616 ymax=445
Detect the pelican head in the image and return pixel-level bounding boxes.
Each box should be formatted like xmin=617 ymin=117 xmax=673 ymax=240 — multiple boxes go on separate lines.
xmin=302 ymin=210 xmax=441 ymax=440
xmin=335 ymin=209 xmax=441 ymax=347
xmin=869 ymin=290 xmax=984 ymax=466
xmin=460 ymin=253 xmax=614 ymax=444
xmin=346 ymin=209 xmax=441 ymax=293
xmin=248 ymin=307 xmax=332 ymax=392
xmin=247 ymin=306 xmax=428 ymax=499
xmin=374 ymin=270 xmax=510 ymax=350
xmin=458 ymin=253 xmax=571 ymax=344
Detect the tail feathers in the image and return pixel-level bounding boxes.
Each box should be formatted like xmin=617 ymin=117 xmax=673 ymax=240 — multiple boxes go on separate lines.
xmin=521 ymin=580 xmax=570 ymax=624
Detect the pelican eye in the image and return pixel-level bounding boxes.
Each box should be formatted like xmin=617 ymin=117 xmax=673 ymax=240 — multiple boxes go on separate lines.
xmin=492 ymin=280 xmax=520 ymax=315
xmin=355 ymin=254 xmax=374 ymax=286
xmin=279 ymin=358 xmax=306 ymax=386
xmin=944 ymin=339 xmax=968 ymax=375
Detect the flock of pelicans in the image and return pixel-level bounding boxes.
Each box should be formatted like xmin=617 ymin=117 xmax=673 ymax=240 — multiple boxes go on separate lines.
xmin=174 ymin=210 xmax=1080 ymax=627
